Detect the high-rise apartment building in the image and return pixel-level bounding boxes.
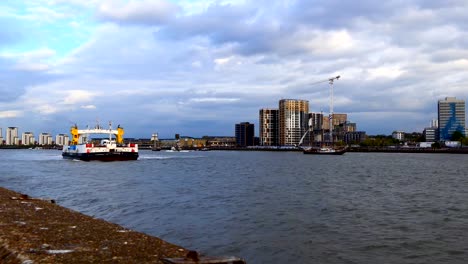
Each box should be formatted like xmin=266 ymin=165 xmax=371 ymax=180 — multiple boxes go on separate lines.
xmin=279 ymin=99 xmax=309 ymax=146
xmin=235 ymin=122 xmax=255 ymax=147
xmin=322 ymin=113 xmax=347 ymax=131
xmin=438 ymin=97 xmax=466 ymax=141
xmin=0 ymin=128 xmax=3 ymax=145
xmin=39 ymin=133 xmax=53 ymax=145
xmin=21 ymin=132 xmax=35 ymax=145
xmin=259 ymin=109 xmax=279 ymax=146
xmin=309 ymin=113 xmax=323 ymax=131
xmin=55 ymin=134 xmax=69 ymax=146
xmin=6 ymin=127 xmax=18 ymax=145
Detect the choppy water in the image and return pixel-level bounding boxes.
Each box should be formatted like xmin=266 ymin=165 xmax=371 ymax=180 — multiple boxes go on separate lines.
xmin=1 ymin=149 xmax=468 ymax=263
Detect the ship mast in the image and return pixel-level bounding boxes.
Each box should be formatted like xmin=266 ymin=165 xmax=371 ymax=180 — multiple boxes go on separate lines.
xmin=328 ymin=76 xmax=340 ymax=145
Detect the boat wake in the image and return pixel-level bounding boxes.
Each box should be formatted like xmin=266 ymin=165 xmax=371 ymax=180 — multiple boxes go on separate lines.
xmin=140 ymin=156 xmax=205 ymax=160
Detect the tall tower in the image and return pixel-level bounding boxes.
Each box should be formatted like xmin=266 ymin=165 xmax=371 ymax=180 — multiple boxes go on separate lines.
xmin=6 ymin=127 xmax=18 ymax=145
xmin=235 ymin=122 xmax=255 ymax=147
xmin=438 ymin=97 xmax=466 ymax=141
xmin=279 ymin=99 xmax=309 ymax=146
xmin=259 ymin=109 xmax=279 ymax=146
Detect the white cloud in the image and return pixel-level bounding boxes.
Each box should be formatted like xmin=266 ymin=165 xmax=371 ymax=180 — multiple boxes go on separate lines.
xmin=189 ymin=97 xmax=240 ymax=103
xmin=366 ymin=65 xmax=405 ymax=80
xmin=0 ymin=110 xmax=23 ymax=118
xmin=81 ymin=104 xmax=96 ymax=109
xmin=3 ymin=0 xmax=468 ymax=137
xmin=62 ymin=90 xmax=96 ymax=105
xmin=97 ymin=0 xmax=180 ymax=25
xmin=2 ymin=48 xmax=56 ymax=72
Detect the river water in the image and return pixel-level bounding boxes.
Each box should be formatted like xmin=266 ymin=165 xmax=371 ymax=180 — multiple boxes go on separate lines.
xmin=1 ymin=149 xmax=468 ymax=263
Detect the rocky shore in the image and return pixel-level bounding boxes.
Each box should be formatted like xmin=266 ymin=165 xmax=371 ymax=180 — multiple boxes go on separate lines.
xmin=0 ymin=186 xmax=188 ymax=263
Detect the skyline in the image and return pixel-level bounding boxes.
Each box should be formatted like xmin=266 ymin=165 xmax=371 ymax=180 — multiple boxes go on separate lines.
xmin=1 ymin=1 xmax=468 ymax=138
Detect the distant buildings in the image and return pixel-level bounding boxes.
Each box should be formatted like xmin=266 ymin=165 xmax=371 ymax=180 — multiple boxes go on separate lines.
xmin=21 ymin=132 xmax=35 ymax=145
xmin=423 ymin=120 xmax=439 ymax=142
xmin=344 ymin=131 xmax=367 ymax=145
xmin=259 ymin=109 xmax=279 ymax=146
xmin=392 ymin=131 xmax=405 ymax=141
xmin=6 ymin=127 xmax=18 ymax=145
xmin=438 ymin=97 xmax=466 ymax=141
xmin=235 ymin=122 xmax=255 ymax=147
xmin=55 ymin=134 xmax=70 ymax=146
xmin=39 ymin=133 xmax=53 ymax=145
xmin=279 ymin=99 xmax=309 ymax=146
xmin=258 ymin=99 xmax=361 ymax=146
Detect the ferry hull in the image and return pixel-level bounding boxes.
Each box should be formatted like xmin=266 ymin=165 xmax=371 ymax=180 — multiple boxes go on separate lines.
xmin=303 ymin=148 xmax=347 ymax=155
xmin=62 ymin=152 xmax=139 ymax=161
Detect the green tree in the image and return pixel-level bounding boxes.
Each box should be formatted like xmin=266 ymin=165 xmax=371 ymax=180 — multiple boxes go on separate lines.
xmin=451 ymin=131 xmax=465 ymax=141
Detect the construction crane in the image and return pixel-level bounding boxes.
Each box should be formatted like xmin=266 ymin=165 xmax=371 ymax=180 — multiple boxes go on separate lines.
xmin=298 ymin=75 xmax=341 ymax=147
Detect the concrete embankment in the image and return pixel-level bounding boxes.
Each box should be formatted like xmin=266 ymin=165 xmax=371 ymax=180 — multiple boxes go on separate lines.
xmin=0 ymin=186 xmax=187 ymax=263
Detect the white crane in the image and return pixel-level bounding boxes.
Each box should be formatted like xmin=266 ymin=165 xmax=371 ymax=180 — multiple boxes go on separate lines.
xmin=298 ymin=75 xmax=340 ymax=147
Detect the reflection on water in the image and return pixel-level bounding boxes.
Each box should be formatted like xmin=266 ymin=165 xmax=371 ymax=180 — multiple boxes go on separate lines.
xmin=1 ymin=149 xmax=468 ymax=263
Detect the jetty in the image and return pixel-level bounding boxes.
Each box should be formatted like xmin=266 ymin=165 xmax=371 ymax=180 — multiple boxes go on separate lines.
xmin=0 ymin=187 xmax=245 ymax=264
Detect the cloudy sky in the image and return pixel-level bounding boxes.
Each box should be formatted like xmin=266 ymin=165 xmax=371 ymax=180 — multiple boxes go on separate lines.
xmin=1 ymin=0 xmax=467 ymax=138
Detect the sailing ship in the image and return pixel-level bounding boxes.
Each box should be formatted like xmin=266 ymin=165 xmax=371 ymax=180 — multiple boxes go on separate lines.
xmin=301 ymin=75 xmax=347 ymax=155
xmin=62 ymin=122 xmax=138 ymax=161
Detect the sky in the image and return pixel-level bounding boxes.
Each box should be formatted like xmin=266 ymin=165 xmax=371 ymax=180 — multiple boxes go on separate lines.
xmin=1 ymin=0 xmax=468 ymax=138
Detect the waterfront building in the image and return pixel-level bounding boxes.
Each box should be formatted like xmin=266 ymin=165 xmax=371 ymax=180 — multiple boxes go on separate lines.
xmin=55 ymin=134 xmax=69 ymax=146
xmin=0 ymin=128 xmax=3 ymax=145
xmin=392 ymin=131 xmax=405 ymax=141
xmin=344 ymin=131 xmax=367 ymax=144
xmin=6 ymin=127 xmax=18 ymax=145
xmin=438 ymin=97 xmax=466 ymax=141
xmin=235 ymin=122 xmax=255 ymax=147
xmin=39 ymin=133 xmax=53 ymax=145
xmin=21 ymin=132 xmax=35 ymax=145
xmin=322 ymin=113 xmax=347 ymax=131
xmin=309 ymin=113 xmax=323 ymax=131
xmin=259 ymin=109 xmax=279 ymax=146
xmin=279 ymin=99 xmax=309 ymax=146
xmin=423 ymin=127 xmax=438 ymax=142
xmin=204 ymin=136 xmax=237 ymax=148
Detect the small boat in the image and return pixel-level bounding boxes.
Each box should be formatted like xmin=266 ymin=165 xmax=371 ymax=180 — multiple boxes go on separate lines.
xmin=303 ymin=147 xmax=347 ymax=155
xmin=62 ymin=123 xmax=138 ymax=161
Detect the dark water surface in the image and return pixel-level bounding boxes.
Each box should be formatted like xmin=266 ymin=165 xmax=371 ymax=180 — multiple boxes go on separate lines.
xmin=1 ymin=149 xmax=468 ymax=263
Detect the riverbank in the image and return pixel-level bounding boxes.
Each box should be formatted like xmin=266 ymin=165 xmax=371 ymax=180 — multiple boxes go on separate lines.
xmin=347 ymin=146 xmax=468 ymax=154
xmin=0 ymin=186 xmax=188 ymax=263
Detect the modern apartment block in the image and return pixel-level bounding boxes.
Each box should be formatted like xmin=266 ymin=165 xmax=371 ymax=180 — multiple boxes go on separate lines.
xmin=55 ymin=134 xmax=70 ymax=146
xmin=39 ymin=133 xmax=53 ymax=145
xmin=438 ymin=97 xmax=466 ymax=141
xmin=6 ymin=127 xmax=18 ymax=145
xmin=0 ymin=128 xmax=3 ymax=145
xmin=259 ymin=109 xmax=279 ymax=146
xmin=21 ymin=132 xmax=35 ymax=145
xmin=279 ymin=99 xmax=309 ymax=146
xmin=322 ymin=113 xmax=347 ymax=131
xmin=235 ymin=122 xmax=255 ymax=147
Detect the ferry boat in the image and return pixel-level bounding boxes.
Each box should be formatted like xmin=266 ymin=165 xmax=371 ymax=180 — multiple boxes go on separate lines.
xmin=62 ymin=123 xmax=138 ymax=161
xmin=303 ymin=147 xmax=347 ymax=155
